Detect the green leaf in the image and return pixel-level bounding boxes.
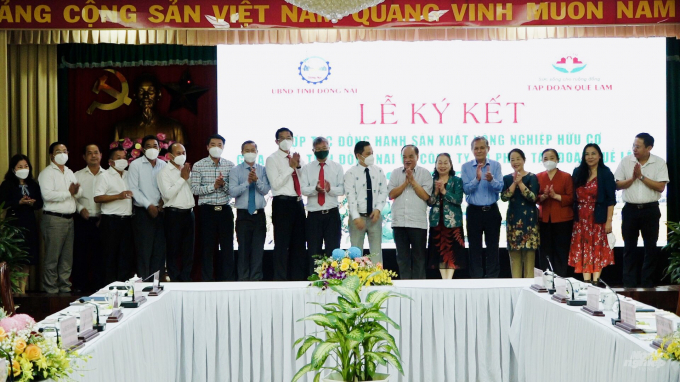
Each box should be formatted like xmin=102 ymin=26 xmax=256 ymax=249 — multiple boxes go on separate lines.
xmin=308 ymin=302 xmax=340 ymax=312
xmin=346 ymin=327 xmax=365 ymax=342
xmin=366 ymin=360 xmax=376 ymax=377
xmin=296 ymin=336 xmax=322 ymax=359
xmin=292 ymin=363 xmax=316 ymax=382
xmin=330 ymin=284 xmax=360 ymax=305
xmin=365 ymin=329 xmax=399 ymax=357
xmin=364 ymin=351 xmax=387 ymax=366
xmin=311 ymin=342 xmax=339 ymax=369
xmin=299 ymin=314 xmax=335 ymax=328
xmin=363 ymin=311 xmax=401 ymax=330
xmin=313 ymin=372 xmax=321 ymax=382
xmin=342 ymin=275 xmax=361 ymax=291
xmin=377 ymin=352 xmax=404 ymax=374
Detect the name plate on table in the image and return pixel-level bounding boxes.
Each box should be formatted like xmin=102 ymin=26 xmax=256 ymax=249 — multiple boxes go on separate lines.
xmin=615 ymin=300 xmax=643 ymax=334
xmin=59 ymin=316 xmax=83 ymax=351
xmin=106 ymin=308 xmax=124 ymax=323
xmin=581 ymin=285 xmax=605 ymax=316
xmin=530 ymin=268 xmax=548 ymax=293
xmin=652 ymin=314 xmax=680 ymax=349
xmin=551 ymin=277 xmax=569 ymax=303
xmin=77 ymin=306 xmax=99 ymax=342
xmin=148 ymin=271 xmax=163 ymax=296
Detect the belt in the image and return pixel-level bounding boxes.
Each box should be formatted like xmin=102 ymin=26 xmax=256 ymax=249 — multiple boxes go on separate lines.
xmin=102 ymin=214 xmax=132 ymax=220
xmin=165 ymin=207 xmax=193 ymax=213
xmin=468 ymin=203 xmax=497 ymax=212
xmin=44 ymin=211 xmax=73 ymax=219
xmin=309 ymin=207 xmax=338 ymax=215
xmin=625 ymin=201 xmax=659 ymax=210
xmin=237 ymin=208 xmax=265 ymax=215
xmin=274 ymin=195 xmax=302 ymax=202
xmin=359 ymin=213 xmax=370 ymax=217
xmin=200 ymin=204 xmax=228 ymax=211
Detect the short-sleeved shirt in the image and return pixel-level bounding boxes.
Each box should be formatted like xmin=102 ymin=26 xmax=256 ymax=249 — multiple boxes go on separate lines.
xmin=614 ymin=154 xmax=669 ymax=204
xmin=387 ymin=166 xmax=433 ymax=230
xmin=95 ymin=167 xmax=132 ymax=216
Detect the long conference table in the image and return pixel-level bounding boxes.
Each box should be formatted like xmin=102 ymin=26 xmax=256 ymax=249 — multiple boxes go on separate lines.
xmin=40 ymin=279 xmax=680 ymax=382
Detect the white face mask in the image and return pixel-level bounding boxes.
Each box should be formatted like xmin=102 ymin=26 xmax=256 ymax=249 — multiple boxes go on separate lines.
xmin=543 ymin=160 xmax=557 ymax=171
xmin=173 ymin=154 xmax=187 ymax=166
xmin=243 ymin=152 xmax=258 ymax=163
xmin=54 ymin=153 xmax=69 ymax=165
xmin=361 ymin=154 xmax=375 ymax=166
xmin=144 ymin=148 xmax=159 ymax=160
xmin=209 ymin=147 xmax=223 ymax=158
xmin=112 ymin=159 xmax=128 ymax=172
xmin=14 ymin=169 xmax=29 ymax=180
xmin=278 ymin=139 xmax=293 ymax=151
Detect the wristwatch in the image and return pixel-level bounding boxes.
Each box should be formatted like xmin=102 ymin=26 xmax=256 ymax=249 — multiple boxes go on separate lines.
xmin=639 ymin=175 xmax=645 ymax=181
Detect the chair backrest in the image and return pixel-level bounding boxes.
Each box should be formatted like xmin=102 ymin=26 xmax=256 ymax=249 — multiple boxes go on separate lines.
xmin=0 ymin=262 xmax=15 ymax=316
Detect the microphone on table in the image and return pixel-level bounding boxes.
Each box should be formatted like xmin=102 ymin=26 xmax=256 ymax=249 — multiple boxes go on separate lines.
xmin=0 ymin=347 xmax=15 ymax=382
xmin=39 ymin=325 xmax=60 ymax=347
xmin=544 ymin=256 xmax=556 ymax=294
xmin=597 ymin=278 xmax=621 ymax=325
xmin=141 ymin=271 xmax=163 ymax=292
xmin=78 ymin=299 xmax=106 ymax=332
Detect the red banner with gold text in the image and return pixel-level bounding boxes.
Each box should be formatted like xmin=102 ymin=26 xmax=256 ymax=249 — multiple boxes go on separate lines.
xmin=0 ymin=0 xmax=677 ymax=30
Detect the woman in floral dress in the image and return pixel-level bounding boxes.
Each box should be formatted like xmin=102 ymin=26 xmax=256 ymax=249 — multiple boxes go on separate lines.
xmin=427 ymin=153 xmax=465 ymax=279
xmin=501 ymin=149 xmax=540 ymax=278
xmin=569 ymin=143 xmax=616 ymax=284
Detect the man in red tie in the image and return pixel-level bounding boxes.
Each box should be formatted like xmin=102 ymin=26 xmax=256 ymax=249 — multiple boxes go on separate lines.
xmin=301 ymin=137 xmax=345 ymax=268
xmin=265 ymin=128 xmax=307 ymax=281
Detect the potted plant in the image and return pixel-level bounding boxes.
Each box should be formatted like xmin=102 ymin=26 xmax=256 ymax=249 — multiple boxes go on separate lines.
xmin=292 ymin=275 xmax=410 ymax=382
xmin=663 ymin=221 xmax=680 ymax=283
xmin=0 ymin=204 xmax=29 ymax=293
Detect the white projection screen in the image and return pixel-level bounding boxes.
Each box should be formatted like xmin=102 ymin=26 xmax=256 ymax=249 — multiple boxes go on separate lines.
xmin=217 ymin=38 xmax=667 ymax=249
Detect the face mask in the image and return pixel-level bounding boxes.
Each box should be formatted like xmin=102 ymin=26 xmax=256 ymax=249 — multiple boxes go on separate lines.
xmin=54 ymin=153 xmax=68 ymax=165
xmin=314 ymin=150 xmax=329 ymax=160
xmin=243 ymin=152 xmax=258 ymax=163
xmin=112 ymin=159 xmax=128 ymax=172
xmin=278 ymin=139 xmax=293 ymax=151
xmin=14 ymin=169 xmax=29 ymax=180
xmin=144 ymin=148 xmax=159 ymax=160
xmin=361 ymin=154 xmax=375 ymax=166
xmin=173 ymin=155 xmax=187 ymax=166
xmin=209 ymin=147 xmax=223 ymax=158
xmin=543 ymin=160 xmax=557 ymax=171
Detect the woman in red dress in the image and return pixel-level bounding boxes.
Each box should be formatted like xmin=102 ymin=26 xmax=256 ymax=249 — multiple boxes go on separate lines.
xmin=569 ymin=144 xmax=616 ymax=284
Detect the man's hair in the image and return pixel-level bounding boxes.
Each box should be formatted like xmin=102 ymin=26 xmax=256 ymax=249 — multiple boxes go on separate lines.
xmin=141 ymin=135 xmax=159 ymax=148
xmin=401 ymin=144 xmax=419 ymax=155
xmin=313 ymin=136 xmax=329 ymax=147
xmin=49 ymin=142 xmax=67 ymax=155
xmin=241 ymin=140 xmax=257 ymax=150
xmin=635 ymin=132 xmax=654 ymax=148
xmin=275 ymin=127 xmax=294 ymax=140
xmin=354 ymin=141 xmax=371 ymax=156
xmin=109 ymin=147 xmax=127 ymax=160
xmin=470 ymin=136 xmax=489 ymax=150
xmin=82 ymin=143 xmax=100 ymax=156
xmin=207 ymin=134 xmax=226 ymax=145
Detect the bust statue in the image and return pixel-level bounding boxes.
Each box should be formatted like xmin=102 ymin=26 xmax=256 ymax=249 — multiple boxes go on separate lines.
xmin=113 ymin=73 xmax=187 ymax=143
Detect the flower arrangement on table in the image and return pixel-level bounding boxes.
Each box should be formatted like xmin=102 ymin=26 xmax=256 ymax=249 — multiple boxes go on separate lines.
xmin=653 ymin=330 xmax=680 ymax=361
xmin=109 ymin=133 xmax=174 ymax=163
xmin=0 ymin=309 xmax=88 ymax=381
xmin=308 ymin=247 xmax=398 ymax=290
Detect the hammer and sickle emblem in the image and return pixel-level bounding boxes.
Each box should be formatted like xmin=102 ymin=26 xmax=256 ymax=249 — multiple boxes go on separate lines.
xmin=86 ymin=69 xmax=132 ymax=115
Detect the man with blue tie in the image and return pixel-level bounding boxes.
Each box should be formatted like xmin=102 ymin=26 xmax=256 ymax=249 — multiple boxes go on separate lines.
xmin=229 ymin=141 xmax=271 ymax=281
xmin=461 ymin=136 xmax=504 ymax=278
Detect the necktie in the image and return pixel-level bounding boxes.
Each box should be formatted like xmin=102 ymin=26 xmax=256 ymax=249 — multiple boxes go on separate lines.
xmin=365 ymin=168 xmax=373 ymax=215
xmin=318 ymin=163 xmax=326 ymax=206
xmin=287 ymin=155 xmax=302 ymax=197
xmin=247 ymin=167 xmax=256 ymax=215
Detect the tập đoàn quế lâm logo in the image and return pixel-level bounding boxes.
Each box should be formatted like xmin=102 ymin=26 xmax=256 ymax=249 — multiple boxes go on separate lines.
xmin=552 ymin=56 xmax=587 ymax=73
xmin=299 ymin=56 xmax=331 ymax=84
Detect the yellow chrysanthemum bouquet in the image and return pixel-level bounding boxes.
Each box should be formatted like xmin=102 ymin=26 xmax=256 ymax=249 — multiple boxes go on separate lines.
xmin=653 ymin=331 xmax=680 ymax=361
xmin=309 ymin=247 xmax=398 ymax=290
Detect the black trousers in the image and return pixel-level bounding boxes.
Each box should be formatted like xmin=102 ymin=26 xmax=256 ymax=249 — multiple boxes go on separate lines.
xmin=165 ymin=208 xmax=195 ymax=282
xmin=272 ymin=196 xmax=307 ymax=281
xmin=236 ymin=209 xmax=267 ymax=281
xmin=622 ymin=203 xmax=661 ymax=287
xmin=306 ymin=208 xmax=342 ymax=271
xmin=199 ymin=205 xmax=235 ymax=281
xmin=393 ymin=227 xmax=428 ymax=279
xmin=466 ymin=204 xmax=502 ymax=278
xmin=132 ymin=206 xmax=166 ymax=280
xmin=73 ymin=215 xmax=101 ymax=291
xmin=100 ymin=214 xmax=135 ymax=286
xmin=539 ymin=220 xmax=573 ymax=277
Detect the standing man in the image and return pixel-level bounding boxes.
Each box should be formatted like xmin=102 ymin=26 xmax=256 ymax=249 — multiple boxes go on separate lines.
xmin=191 ymin=134 xmax=236 ymax=281
xmin=387 ymin=145 xmax=432 ymax=279
xmin=301 ymin=137 xmax=345 ymax=264
xmin=229 ymin=140 xmax=271 ymax=281
xmin=73 ymin=144 xmax=103 ymax=292
xmin=461 ymin=136 xmax=504 ymax=278
xmin=158 ymin=143 xmax=196 ymax=282
xmin=615 ymin=133 xmax=669 ymax=287
xmin=128 ymin=135 xmax=167 ymax=279
xmin=94 ymin=147 xmax=135 ymax=285
xmin=38 ymin=142 xmax=81 ymax=294
xmin=265 ymin=127 xmax=307 ymax=281
xmin=345 ymin=141 xmax=388 ymax=263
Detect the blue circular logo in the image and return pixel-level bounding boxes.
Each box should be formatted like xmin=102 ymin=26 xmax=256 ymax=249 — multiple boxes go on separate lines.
xmin=299 ymin=57 xmax=331 ymax=84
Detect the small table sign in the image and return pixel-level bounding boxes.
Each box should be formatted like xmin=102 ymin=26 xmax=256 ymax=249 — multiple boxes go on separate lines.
xmin=551 ymin=277 xmax=569 ymax=303
xmin=614 ymin=300 xmax=643 ymax=334
xmin=530 ymin=268 xmax=548 ymax=293
xmin=652 ymin=314 xmax=680 ymax=349
xmin=77 ymin=306 xmax=99 ymax=342
xmin=148 ymin=271 xmax=163 ymax=296
xmin=581 ymin=285 xmax=605 ymax=316
xmin=106 ymin=308 xmax=124 ymax=323
xmin=59 ymin=316 xmax=83 ymax=351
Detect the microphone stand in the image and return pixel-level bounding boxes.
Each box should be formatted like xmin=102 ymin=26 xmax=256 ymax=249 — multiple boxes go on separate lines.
xmin=563 ymin=277 xmax=588 ymax=306
xmin=544 ymin=256 xmax=556 ymax=294
xmin=38 ymin=325 xmax=60 ymax=347
xmin=78 ymin=299 xmax=106 ymax=332
xmin=597 ymin=279 xmax=621 ymax=325
xmin=0 ymin=347 xmax=15 ymax=382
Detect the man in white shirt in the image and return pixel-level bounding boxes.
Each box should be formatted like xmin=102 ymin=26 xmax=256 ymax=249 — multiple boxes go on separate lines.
xmin=38 ymin=142 xmax=82 ymax=294
xmin=614 ymin=133 xmax=669 ymax=287
xmin=387 ymin=145 xmax=433 ymax=279
xmin=301 ymin=137 xmax=344 ymax=264
xmin=344 ymin=141 xmax=388 ymax=263
xmin=94 ymin=147 xmax=135 ymax=285
xmin=158 ymin=143 xmax=196 ymax=282
xmin=73 ymin=144 xmax=103 ymax=292
xmin=265 ymin=127 xmax=307 ymax=281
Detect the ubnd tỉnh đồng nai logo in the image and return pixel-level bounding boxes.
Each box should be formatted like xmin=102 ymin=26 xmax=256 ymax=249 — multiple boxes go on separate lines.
xmin=552 ymin=56 xmax=587 ymax=73
xmin=299 ymin=57 xmax=331 ymax=84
